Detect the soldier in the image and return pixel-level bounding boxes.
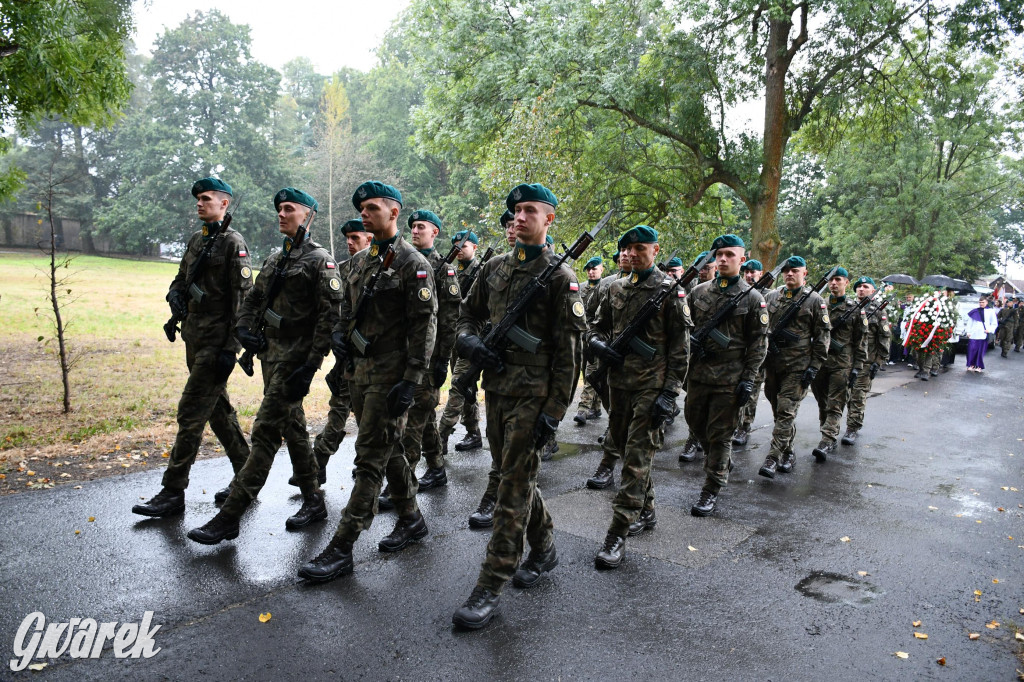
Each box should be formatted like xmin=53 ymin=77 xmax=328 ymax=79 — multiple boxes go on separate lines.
xmin=187 ymin=187 xmax=338 ymax=544
xmin=997 ymin=296 xmax=1016 ymax=358
xmin=450 ymin=183 xmax=585 ymax=629
xmin=589 ymin=225 xmax=691 ymax=568
xmin=679 ymin=251 xmax=717 ymax=461
xmin=665 ymin=256 xmax=684 ymax=279
xmin=502 ymin=209 xmax=516 ymax=246
xmin=684 ymin=235 xmax=767 ymax=516
xmin=810 ymin=267 xmax=868 ymax=461
xmin=841 ymin=276 xmax=891 ymax=445
xmin=758 ymin=256 xmax=831 ymax=479
xmin=133 ymin=177 xmax=253 ymax=518
xmin=574 ymin=256 xmax=606 ymax=425
xmin=438 ymin=230 xmax=484 ymax=454
xmin=296 ymin=181 xmax=437 ymax=582
xmin=732 ymin=258 xmax=765 ymax=447
xmin=296 ymin=218 xmax=371 ymax=488
xmin=1015 ymin=297 xmax=1024 ymax=352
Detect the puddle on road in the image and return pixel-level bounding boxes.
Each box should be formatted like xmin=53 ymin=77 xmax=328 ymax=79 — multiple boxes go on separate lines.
xmin=796 ymin=571 xmax=881 ymax=607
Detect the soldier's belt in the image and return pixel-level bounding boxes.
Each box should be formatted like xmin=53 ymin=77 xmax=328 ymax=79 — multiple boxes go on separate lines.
xmin=500 ymin=349 xmax=551 ymax=367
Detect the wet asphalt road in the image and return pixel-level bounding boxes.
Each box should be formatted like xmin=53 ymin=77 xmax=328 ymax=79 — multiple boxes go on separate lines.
xmin=2 ymin=359 xmax=1022 ymax=680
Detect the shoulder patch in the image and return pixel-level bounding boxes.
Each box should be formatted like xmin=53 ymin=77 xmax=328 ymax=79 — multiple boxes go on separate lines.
xmin=682 ymin=302 xmax=690 ymax=317
xmin=760 ymin=301 xmax=767 ymax=307
xmin=572 ymin=301 xmax=585 ymax=317
xmin=822 ymin=314 xmax=830 ymax=325
xmin=326 ymin=261 xmax=335 ymax=269
xmin=418 ymin=287 xmax=432 ymax=301
xmin=238 ymin=250 xmax=248 ymax=257
xmin=329 ymin=277 xmax=341 ymax=291
xmin=820 ymin=303 xmax=827 ymax=309
xmin=449 ymin=284 xmax=459 ymax=296
xmin=240 ymin=266 xmax=253 ymax=280
xmin=677 ymin=290 xmax=686 ymax=298
xmin=448 ymin=268 xmax=456 ymax=277
xmin=760 ymin=312 xmax=769 ymax=325
xmin=417 ymin=270 xmax=428 ymax=279
xmin=569 ymin=282 xmax=579 ymax=292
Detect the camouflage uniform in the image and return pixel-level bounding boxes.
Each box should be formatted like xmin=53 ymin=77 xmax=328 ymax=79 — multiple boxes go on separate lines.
xmin=162 ymin=226 xmax=254 ymax=491
xmin=686 ymin=275 xmax=768 ymax=493
xmin=736 ymin=367 xmax=765 ymax=432
xmin=401 ymin=249 xmax=461 ymax=472
xmin=845 ymin=300 xmax=892 ymax=432
xmin=439 ymin=257 xmax=482 ymax=438
xmin=997 ymin=304 xmax=1016 ymax=356
xmin=592 ymin=268 xmax=691 ymax=535
xmin=811 ymin=295 xmax=869 ymax=445
xmin=220 ymin=237 xmax=341 ymax=517
xmin=763 ymin=285 xmax=831 ymax=464
xmin=576 ymin=277 xmax=606 ymax=415
xmin=1014 ymin=302 xmax=1024 ymax=351
xmin=460 ymin=244 xmax=585 ymax=595
xmin=329 ymin=235 xmax=436 ymax=543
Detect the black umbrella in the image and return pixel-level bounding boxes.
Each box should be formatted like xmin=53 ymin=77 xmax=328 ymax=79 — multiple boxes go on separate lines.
xmin=920 ymin=274 xmax=960 ymax=289
xmin=952 ymin=278 xmax=976 ymax=294
xmin=882 ymin=273 xmax=919 ymax=285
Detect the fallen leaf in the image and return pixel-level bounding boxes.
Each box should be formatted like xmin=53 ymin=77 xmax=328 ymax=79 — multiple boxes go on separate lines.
xmin=72 ymin=485 xmax=81 ymax=490
xmin=840 ymin=536 xmax=851 ymax=542
xmin=27 ymin=662 xmax=47 ymax=671
xmin=857 ymin=571 xmax=869 ymax=577
xmin=993 ymin=579 xmax=1000 ymax=583
xmin=1016 ymin=632 xmax=1024 ymax=642
xmin=915 ymin=632 xmax=928 ymax=639
xmin=975 ymin=590 xmax=983 ymax=596
xmin=986 ymin=621 xmax=999 ymax=629
xmin=88 ymin=516 xmax=95 ymax=522
xmin=928 ymin=506 xmax=939 ymax=511
xmin=258 ymin=612 xmax=271 ymax=623
xmin=895 ymin=651 xmax=909 ymax=659
xmin=1003 ymin=487 xmax=1010 ymax=491
xmin=26 ymin=470 xmax=35 ymax=476
xmin=161 ymin=452 xmax=169 ymax=458
xmin=1012 ymin=487 xmax=1019 ymax=492
xmin=913 ymin=620 xmax=922 ymax=627
xmin=998 ymin=508 xmax=1006 ymax=512
xmin=969 ymin=633 xmax=980 ymax=640
xmin=687 ymin=546 xmax=698 ymax=552
xmin=74 ymin=530 xmax=80 ymax=535
xmin=937 ymin=657 xmax=946 ymax=666
xmin=977 ymin=520 xmax=983 ymax=524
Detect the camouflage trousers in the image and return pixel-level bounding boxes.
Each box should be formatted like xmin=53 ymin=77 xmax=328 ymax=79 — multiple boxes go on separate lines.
xmin=606 ymin=387 xmax=660 ymax=538
xmin=313 ymin=374 xmax=352 ymax=468
xmin=764 ymin=363 xmax=811 ymax=463
xmin=811 ymin=366 xmax=851 ymax=444
xmin=439 ymin=355 xmax=480 ymax=436
xmin=737 ymin=367 xmax=765 ymax=431
xmin=162 ymin=344 xmax=250 ymax=491
xmin=476 ymin=393 xmax=554 ymax=595
xmin=916 ymin=349 xmax=942 ymax=372
xmin=684 ymin=380 xmax=739 ymax=495
xmin=1015 ymin=321 xmax=1024 ymax=348
xmin=998 ymin=325 xmax=1016 ymax=353
xmin=577 ymin=361 xmax=606 ymax=413
xmin=844 ymin=370 xmax=873 ymax=432
xmin=332 ymin=383 xmax=420 ymax=544
xmin=401 ymin=381 xmax=444 ymax=472
xmin=221 ymin=359 xmax=319 ymax=517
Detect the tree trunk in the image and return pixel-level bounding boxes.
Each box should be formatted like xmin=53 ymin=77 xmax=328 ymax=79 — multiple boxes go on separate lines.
xmin=46 ymin=189 xmax=72 ymax=413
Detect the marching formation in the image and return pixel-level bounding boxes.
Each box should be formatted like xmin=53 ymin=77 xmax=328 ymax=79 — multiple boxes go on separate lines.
xmin=135 ymin=176 xmax=907 ymax=630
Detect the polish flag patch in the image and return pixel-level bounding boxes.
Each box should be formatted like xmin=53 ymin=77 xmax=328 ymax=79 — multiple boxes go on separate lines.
xmin=760 ymin=301 xmax=766 ymax=307
xmin=569 ymin=282 xmax=579 ymax=292
xmin=677 ymin=291 xmax=686 ymax=298
xmin=325 ymin=261 xmax=335 ymax=269
xmin=238 ymin=250 xmax=247 ymax=257
xmin=447 ymin=268 xmax=455 ymax=277
xmin=820 ymin=303 xmax=827 ymax=309
xmin=417 ymin=270 xmax=428 ymax=279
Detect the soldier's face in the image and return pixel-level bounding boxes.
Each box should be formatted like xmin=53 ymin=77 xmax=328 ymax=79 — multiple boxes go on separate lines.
xmin=698 ymin=262 xmax=717 ymax=282
xmin=667 ymin=266 xmax=683 ymax=278
xmin=625 ymin=242 xmax=659 ymax=271
xmin=346 ymin=231 xmax=372 ymax=256
xmin=410 ymin=220 xmax=438 ymax=250
xmin=586 ymin=264 xmax=604 ymax=280
xmin=505 ymin=221 xmax=517 ymax=246
xmin=743 ymin=269 xmax=761 ymax=284
xmin=196 ymin=191 xmax=229 ymax=222
xmin=782 ymin=266 xmax=806 ymax=288
xmin=855 ymin=283 xmax=875 ymax=299
xmin=359 ymin=198 xmax=399 ymax=234
xmin=716 ymin=246 xmax=745 ymax=277
xmin=457 ymin=241 xmax=477 ymax=261
xmin=828 ymin=276 xmax=849 ymax=297
xmin=513 ymin=201 xmax=554 ymax=245
xmin=278 ymin=202 xmax=311 ymax=238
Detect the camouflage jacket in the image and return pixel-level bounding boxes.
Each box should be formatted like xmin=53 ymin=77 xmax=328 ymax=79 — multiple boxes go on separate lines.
xmin=170 ymin=226 xmax=254 ymax=352
xmin=455 ymin=257 xmax=481 ymax=300
xmin=687 ymin=276 xmax=768 ymax=386
xmin=997 ymin=305 xmax=1016 ymax=332
xmin=824 ymin=295 xmax=869 ymax=373
xmin=864 ymin=300 xmax=893 ymax=366
xmin=581 ymin=278 xmax=603 ymax=323
xmin=765 ymin=285 xmax=831 ymax=372
xmin=424 ymin=248 xmax=462 ymax=385
xmin=237 ymin=237 xmax=340 ymax=367
xmin=590 ymin=268 xmax=691 ymax=394
xmin=458 ymin=246 xmax=586 ymax=420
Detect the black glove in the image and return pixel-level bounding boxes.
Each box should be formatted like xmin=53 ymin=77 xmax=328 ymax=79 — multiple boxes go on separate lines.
xmin=650 ymin=389 xmax=678 ymax=427
xmin=735 ymin=379 xmax=754 ymax=406
xmin=213 ymin=349 xmax=237 ymax=383
xmin=869 ymin=362 xmax=880 ymax=380
xmin=325 ymin=366 xmax=343 ymax=396
xmin=800 ymin=366 xmax=818 ymax=389
xmin=455 ymin=333 xmax=504 ymax=371
xmin=167 ymin=289 xmax=188 ymax=318
xmin=330 ymin=330 xmax=347 ymax=357
xmin=588 ymin=338 xmax=624 ymax=366
xmin=386 ymin=379 xmax=417 ymax=417
xmin=847 ymin=368 xmax=860 ymax=388
xmin=283 ymin=364 xmax=317 ymax=401
xmin=533 ymin=412 xmax=558 ymax=449
xmin=236 ymin=327 xmax=266 ymax=354
xmin=432 ymin=360 xmax=448 ymax=388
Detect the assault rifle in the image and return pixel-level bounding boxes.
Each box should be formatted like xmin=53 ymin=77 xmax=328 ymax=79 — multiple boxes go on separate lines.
xmin=453 ymin=210 xmax=613 ymax=402
xmin=829 ymin=288 xmax=891 ymax=352
xmin=434 ymin=232 xmax=471 ymax=279
xmin=689 ymin=262 xmax=784 ymax=361
xmin=237 ymin=207 xmax=314 ymax=377
xmin=459 ymin=242 xmax=496 ymax=298
xmin=163 ymin=196 xmax=243 ymax=342
xmin=767 ymin=266 xmax=837 ymax=355
xmin=585 ymin=249 xmax=717 ymax=394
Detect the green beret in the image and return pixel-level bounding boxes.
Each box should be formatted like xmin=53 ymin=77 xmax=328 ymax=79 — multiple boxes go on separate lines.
xmin=505 ymin=183 xmax=558 ymax=211
xmin=408 ymin=209 xmax=442 ymax=231
xmin=612 ymin=251 xmax=620 ymax=263
xmin=833 ymin=266 xmax=850 ymax=279
xmin=352 ymin=181 xmax=402 ymax=210
xmin=780 ymin=255 xmax=807 ymax=271
xmin=500 ymin=210 xmax=514 ymax=227
xmin=710 ymin=233 xmax=744 ymax=251
xmin=692 ymin=251 xmax=710 ymax=268
xmin=584 ymin=256 xmax=603 ymax=270
xmin=191 ymin=177 xmax=232 ymax=197
xmin=341 ymin=218 xmax=366 ymax=235
xmin=667 ymin=257 xmax=683 ymax=268
xmin=853 ymin=276 xmax=876 ymax=288
xmin=617 ymin=225 xmax=658 ymax=249
xmin=742 ymin=259 xmax=763 ymax=272
xmin=274 ymin=187 xmax=318 ymax=212
xmin=452 ymin=230 xmax=479 ymax=245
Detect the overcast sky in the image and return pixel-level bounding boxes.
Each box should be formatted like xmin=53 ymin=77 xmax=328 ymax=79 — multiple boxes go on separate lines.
xmin=131 ymin=0 xmax=410 ymax=73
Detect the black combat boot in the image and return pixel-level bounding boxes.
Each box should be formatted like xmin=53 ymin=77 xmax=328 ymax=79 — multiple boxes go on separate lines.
xmin=452 ymin=586 xmax=501 ymax=630
xmin=1001 ymin=350 xmax=1009 ymax=358
xmin=511 ymin=545 xmax=559 ymax=588
xmin=841 ymin=429 xmax=859 ymax=445
xmin=378 ymin=512 xmax=428 ymax=552
xmin=778 ymin=450 xmax=795 ymax=473
xmin=573 ymin=411 xmax=588 ymax=425
xmin=758 ymin=457 xmax=778 ymax=479
xmin=913 ymin=369 xmax=926 ymax=379
xmin=586 ymin=464 xmax=614 ymax=490
xmin=132 ymin=487 xmax=185 ymax=517
xmin=187 ymin=511 xmax=240 ymax=545
xmin=812 ymin=439 xmax=835 ymax=462
xmin=298 ymin=538 xmax=353 ymax=583
xmin=731 ymin=428 xmax=749 ymax=447
xmin=468 ymin=496 xmax=496 ymax=529
xmin=627 ymin=508 xmax=657 ymax=536
xmin=213 ymin=485 xmax=232 ymax=506
xmin=541 ymin=437 xmax=559 ymax=461
xmin=678 ymin=436 xmax=701 ymax=463
xmin=454 ymin=431 xmax=483 ymax=452
xmin=377 ymin=483 xmax=395 ymax=511
xmin=285 ymin=491 xmax=327 ymax=530
xmin=418 ymin=466 xmax=448 ymax=491
xmin=691 ymin=490 xmax=717 ymax=517
xmin=594 ymin=533 xmax=625 ymax=569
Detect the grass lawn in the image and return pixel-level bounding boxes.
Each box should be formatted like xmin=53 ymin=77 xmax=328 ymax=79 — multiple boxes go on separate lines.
xmin=0 ymin=250 xmax=338 ymax=494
